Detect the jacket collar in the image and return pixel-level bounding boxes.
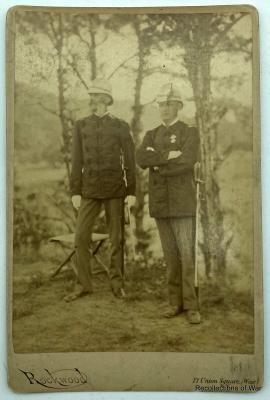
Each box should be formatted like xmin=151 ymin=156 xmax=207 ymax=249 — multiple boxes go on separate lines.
xmin=161 ymin=117 xmax=179 ymax=128
xmin=92 ymin=110 xmax=110 ymax=119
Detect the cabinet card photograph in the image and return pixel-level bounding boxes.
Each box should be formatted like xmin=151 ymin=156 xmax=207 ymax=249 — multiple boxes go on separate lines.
xmin=6 ymin=4 xmax=263 ymax=393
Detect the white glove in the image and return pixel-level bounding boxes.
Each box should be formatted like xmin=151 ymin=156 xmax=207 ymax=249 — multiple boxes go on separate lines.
xmin=126 ymin=195 xmax=136 ymax=207
xmin=168 ymin=150 xmax=182 ymax=160
xmin=71 ymin=195 xmax=81 ymax=210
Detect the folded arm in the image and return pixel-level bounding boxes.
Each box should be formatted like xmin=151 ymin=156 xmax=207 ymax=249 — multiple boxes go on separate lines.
xmin=136 ymin=131 xmax=168 ymax=169
xmin=159 ymin=127 xmax=199 ymax=177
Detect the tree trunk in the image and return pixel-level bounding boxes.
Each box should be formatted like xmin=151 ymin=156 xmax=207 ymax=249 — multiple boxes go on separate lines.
xmin=55 ymin=14 xmax=72 ymax=185
xmin=88 ymin=16 xmax=97 ymax=80
xmin=130 ymin=19 xmax=148 ymax=251
xmin=185 ymin=24 xmax=228 ymax=284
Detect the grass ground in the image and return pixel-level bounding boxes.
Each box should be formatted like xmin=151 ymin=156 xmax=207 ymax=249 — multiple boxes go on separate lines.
xmin=12 ymin=256 xmax=254 ymax=354
xmin=12 ymin=157 xmax=254 ymax=354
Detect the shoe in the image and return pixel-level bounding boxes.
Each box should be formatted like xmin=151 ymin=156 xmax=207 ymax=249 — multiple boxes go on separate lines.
xmin=63 ymin=290 xmax=91 ymax=303
xmin=187 ymin=310 xmax=201 ymax=324
xmin=163 ymin=305 xmax=183 ymax=318
xmin=113 ymin=287 xmax=127 ymax=299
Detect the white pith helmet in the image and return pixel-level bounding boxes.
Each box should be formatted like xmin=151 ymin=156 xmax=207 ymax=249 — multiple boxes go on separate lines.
xmin=156 ymin=82 xmax=183 ymax=106
xmin=88 ymin=78 xmax=113 ymax=105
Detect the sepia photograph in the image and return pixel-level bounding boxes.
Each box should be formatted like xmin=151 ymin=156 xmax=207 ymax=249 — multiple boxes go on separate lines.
xmin=6 ymin=4 xmax=263 ymax=393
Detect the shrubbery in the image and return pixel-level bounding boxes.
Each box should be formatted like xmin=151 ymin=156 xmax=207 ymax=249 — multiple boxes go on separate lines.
xmin=13 ymin=186 xmax=54 ymax=253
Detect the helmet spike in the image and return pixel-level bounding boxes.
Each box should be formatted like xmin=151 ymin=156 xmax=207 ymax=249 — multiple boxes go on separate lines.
xmin=156 ymin=82 xmax=183 ymax=106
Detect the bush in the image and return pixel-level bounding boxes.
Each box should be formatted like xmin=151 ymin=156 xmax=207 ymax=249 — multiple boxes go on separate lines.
xmin=13 ymin=187 xmax=54 ymax=253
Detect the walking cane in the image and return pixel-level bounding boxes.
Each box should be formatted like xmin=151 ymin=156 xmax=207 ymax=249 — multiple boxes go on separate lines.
xmin=194 ymin=162 xmax=203 ymax=307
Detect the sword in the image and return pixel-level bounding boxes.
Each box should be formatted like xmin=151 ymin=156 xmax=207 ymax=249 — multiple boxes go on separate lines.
xmin=120 ymin=151 xmax=136 ymax=274
xmin=194 ymin=162 xmax=203 ymax=306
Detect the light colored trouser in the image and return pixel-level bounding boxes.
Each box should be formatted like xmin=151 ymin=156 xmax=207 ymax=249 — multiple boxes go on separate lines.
xmin=74 ymin=198 xmax=124 ymax=293
xmin=155 ymin=217 xmax=198 ymax=310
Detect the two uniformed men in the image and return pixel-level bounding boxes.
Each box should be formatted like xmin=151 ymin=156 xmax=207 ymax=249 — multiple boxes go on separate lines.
xmin=67 ymin=79 xmax=201 ymax=324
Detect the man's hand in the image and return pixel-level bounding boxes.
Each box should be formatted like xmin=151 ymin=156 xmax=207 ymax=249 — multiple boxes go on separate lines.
xmin=71 ymin=195 xmax=81 ymax=210
xmin=126 ymin=195 xmax=136 ymax=207
xmin=168 ymin=150 xmax=182 ymax=160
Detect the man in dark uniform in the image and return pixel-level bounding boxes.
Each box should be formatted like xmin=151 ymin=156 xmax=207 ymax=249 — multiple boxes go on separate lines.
xmin=64 ymin=79 xmax=136 ymax=302
xmin=137 ymin=82 xmax=201 ymax=324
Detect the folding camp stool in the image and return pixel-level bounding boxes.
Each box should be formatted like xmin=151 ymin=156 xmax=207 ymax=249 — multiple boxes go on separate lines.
xmin=49 ymin=232 xmax=109 ymax=278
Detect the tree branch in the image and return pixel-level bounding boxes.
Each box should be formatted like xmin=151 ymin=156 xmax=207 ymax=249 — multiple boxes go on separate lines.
xmin=214 ymin=46 xmax=251 ymax=56
xmin=48 ymin=14 xmax=58 ymax=47
xmin=107 ymin=53 xmax=138 ymax=79
xmin=211 ymin=14 xmax=247 ymax=49
xmin=214 ymin=142 xmax=252 ymax=171
xmin=67 ymin=52 xmax=89 ymax=91
xmin=46 ymin=194 xmax=76 ymax=225
xmin=143 ymin=66 xmax=161 ymax=77
xmin=42 ymin=214 xmax=74 ymax=233
xmin=223 ymin=233 xmax=234 ymax=254
xmin=96 ymin=31 xmax=109 ymax=47
xmin=74 ymin=26 xmax=92 ymax=51
xmin=37 ymin=101 xmax=60 ymax=117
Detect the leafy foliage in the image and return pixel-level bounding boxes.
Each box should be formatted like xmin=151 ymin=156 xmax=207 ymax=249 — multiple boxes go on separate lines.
xmin=13 ymin=188 xmax=54 ymax=252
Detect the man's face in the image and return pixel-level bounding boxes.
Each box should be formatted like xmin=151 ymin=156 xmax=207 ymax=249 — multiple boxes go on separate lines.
xmin=89 ymin=93 xmax=106 ymax=106
xmin=89 ymin=93 xmax=111 ymax=114
xmin=158 ymin=101 xmax=181 ymax=123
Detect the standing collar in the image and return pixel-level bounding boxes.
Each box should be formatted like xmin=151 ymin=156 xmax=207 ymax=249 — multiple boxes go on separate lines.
xmin=161 ymin=117 xmax=179 ymax=127
xmin=92 ymin=110 xmax=110 ymax=119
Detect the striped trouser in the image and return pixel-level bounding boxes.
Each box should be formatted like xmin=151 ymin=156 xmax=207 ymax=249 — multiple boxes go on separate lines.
xmin=155 ymin=217 xmax=198 ymax=310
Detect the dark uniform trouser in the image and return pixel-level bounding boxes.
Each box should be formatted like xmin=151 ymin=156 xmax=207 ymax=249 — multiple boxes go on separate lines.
xmin=75 ymin=197 xmax=124 ymax=293
xmin=155 ymin=217 xmax=198 ymax=311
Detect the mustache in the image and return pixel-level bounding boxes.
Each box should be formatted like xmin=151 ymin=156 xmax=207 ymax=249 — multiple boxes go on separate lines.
xmin=89 ymin=100 xmax=99 ymax=113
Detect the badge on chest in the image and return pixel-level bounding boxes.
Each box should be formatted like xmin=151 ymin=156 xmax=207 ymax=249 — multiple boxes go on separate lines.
xmin=170 ymin=134 xmax=177 ymax=144
xmin=168 ymin=133 xmax=181 ymax=152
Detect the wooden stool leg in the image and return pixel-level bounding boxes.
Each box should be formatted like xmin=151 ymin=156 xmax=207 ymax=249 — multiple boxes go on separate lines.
xmin=93 ymin=254 xmax=110 ymax=276
xmin=50 ymin=239 xmax=109 ymax=279
xmin=93 ymin=239 xmax=105 ymax=255
xmin=51 ymin=249 xmax=76 ymax=278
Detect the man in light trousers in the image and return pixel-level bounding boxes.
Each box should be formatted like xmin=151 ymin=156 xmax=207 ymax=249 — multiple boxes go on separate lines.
xmin=137 ymin=82 xmax=201 ymax=324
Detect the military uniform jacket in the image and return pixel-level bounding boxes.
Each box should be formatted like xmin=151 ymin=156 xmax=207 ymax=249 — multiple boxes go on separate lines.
xmin=137 ymin=120 xmax=199 ymax=218
xmin=71 ymin=113 xmax=136 ymax=199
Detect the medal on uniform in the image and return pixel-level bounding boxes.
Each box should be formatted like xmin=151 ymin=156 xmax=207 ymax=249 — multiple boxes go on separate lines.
xmin=170 ymin=134 xmax=176 ymax=143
